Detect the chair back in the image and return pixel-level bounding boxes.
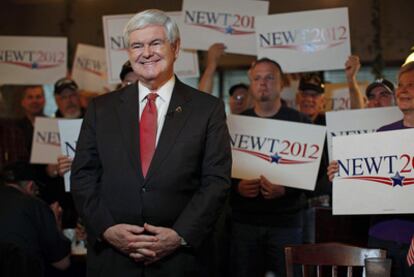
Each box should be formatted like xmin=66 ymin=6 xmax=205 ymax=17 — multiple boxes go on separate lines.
xmin=285 ymin=242 xmax=386 ymax=277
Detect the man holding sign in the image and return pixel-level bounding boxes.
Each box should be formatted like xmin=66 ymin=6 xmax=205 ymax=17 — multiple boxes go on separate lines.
xmin=230 ymin=58 xmax=310 ymax=277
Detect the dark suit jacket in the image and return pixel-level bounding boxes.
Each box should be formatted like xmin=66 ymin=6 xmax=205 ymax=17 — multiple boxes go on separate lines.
xmin=70 ymin=79 xmax=232 ymax=277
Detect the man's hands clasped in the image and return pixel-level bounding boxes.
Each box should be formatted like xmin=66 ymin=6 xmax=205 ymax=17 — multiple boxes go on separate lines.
xmin=103 ymin=223 xmax=182 ymax=265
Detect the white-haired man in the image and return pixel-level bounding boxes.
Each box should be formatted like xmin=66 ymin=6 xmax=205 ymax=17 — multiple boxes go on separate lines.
xmin=71 ymin=9 xmax=231 ymax=277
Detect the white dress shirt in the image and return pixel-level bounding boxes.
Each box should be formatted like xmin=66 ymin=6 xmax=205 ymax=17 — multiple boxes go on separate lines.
xmin=138 ymin=76 xmax=175 ymax=145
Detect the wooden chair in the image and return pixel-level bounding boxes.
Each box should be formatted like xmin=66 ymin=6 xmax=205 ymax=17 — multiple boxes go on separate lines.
xmin=285 ymin=242 xmax=386 ymax=277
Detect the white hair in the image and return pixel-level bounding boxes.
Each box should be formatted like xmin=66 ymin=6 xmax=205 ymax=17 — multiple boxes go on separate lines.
xmin=123 ymin=9 xmax=180 ymax=47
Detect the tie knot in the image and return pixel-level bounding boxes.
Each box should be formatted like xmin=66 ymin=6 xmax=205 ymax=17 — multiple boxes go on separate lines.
xmin=147 ymin=93 xmax=158 ymax=102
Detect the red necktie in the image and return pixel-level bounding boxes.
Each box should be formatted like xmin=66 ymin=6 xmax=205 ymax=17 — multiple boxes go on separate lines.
xmin=408 ymin=235 xmax=414 ymax=267
xmin=140 ymin=93 xmax=158 ymax=177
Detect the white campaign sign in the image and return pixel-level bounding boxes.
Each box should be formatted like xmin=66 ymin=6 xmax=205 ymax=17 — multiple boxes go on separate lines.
xmin=58 ymin=119 xmax=82 ymax=192
xmin=280 ymin=79 xmax=299 ymax=109
xmin=255 ymin=7 xmax=351 ymax=73
xmin=72 ymin=44 xmax=110 ymax=93
xmin=326 ymin=107 xmax=403 ymax=161
xmin=326 ymin=87 xmax=351 ymax=111
xmin=227 ymin=114 xmax=326 ymax=190
xmin=324 ymin=82 xmax=368 ymax=112
xmin=180 ymin=0 xmax=269 ymax=55
xmin=332 ymin=129 xmax=414 ymax=215
xmin=103 ymin=12 xmax=199 ymax=84
xmin=30 ymin=117 xmax=61 ymax=164
xmin=0 ymin=36 xmax=67 ymax=84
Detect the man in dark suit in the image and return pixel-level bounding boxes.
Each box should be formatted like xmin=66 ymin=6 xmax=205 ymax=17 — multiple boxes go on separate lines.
xmin=70 ymin=9 xmax=231 ymax=277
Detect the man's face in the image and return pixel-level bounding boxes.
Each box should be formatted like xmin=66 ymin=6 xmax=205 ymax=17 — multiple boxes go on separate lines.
xmin=249 ymin=62 xmax=283 ymax=104
xmin=21 ymin=87 xmax=45 ymax=116
xmin=229 ymin=88 xmax=250 ymax=114
xmin=55 ymin=89 xmax=81 ymax=118
xmin=366 ymin=86 xmax=394 ymax=108
xmin=127 ymin=25 xmax=179 ymax=89
xmin=297 ymin=91 xmax=325 ymax=118
xmin=396 ymin=71 xmax=414 ymax=112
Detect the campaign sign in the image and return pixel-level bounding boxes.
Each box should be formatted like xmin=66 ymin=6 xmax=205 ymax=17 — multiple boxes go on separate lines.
xmin=0 ymin=36 xmax=67 ymax=84
xmin=324 ymin=82 xmax=368 ymax=112
xmin=227 ymin=114 xmax=326 ymax=190
xmin=103 ymin=12 xmax=199 ymax=84
xmin=58 ymin=119 xmax=82 ymax=192
xmin=72 ymin=44 xmax=110 ymax=93
xmin=180 ymin=0 xmax=269 ymax=55
xmin=255 ymin=7 xmax=351 ymax=73
xmin=281 ymin=79 xmax=299 ymax=109
xmin=30 ymin=117 xmax=61 ymax=164
xmin=326 ymin=107 xmax=403 ymax=161
xmin=333 ymin=128 xmax=414 ymax=215
xmin=325 ymin=84 xmax=351 ymax=111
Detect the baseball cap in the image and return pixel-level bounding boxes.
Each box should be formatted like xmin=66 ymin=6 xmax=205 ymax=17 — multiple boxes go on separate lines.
xmin=229 ymin=83 xmax=248 ymax=96
xmin=54 ymin=78 xmax=79 ymax=95
xmin=366 ymin=78 xmax=394 ymax=98
xmin=119 ymin=61 xmax=134 ymax=81
xmin=299 ymin=76 xmax=325 ymax=95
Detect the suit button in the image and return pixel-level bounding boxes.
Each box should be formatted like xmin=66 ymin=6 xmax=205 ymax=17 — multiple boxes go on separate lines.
xmin=142 ymin=187 xmax=146 ymax=193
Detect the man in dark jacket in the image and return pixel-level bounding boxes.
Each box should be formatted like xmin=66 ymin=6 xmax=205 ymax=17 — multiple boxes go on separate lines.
xmin=0 ymin=161 xmax=70 ymax=276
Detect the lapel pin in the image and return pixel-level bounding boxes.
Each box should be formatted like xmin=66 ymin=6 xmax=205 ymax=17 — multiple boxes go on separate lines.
xmin=175 ymin=106 xmax=182 ymax=113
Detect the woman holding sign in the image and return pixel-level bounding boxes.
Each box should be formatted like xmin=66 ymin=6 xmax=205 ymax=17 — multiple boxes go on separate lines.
xmin=328 ymin=61 xmax=414 ymax=277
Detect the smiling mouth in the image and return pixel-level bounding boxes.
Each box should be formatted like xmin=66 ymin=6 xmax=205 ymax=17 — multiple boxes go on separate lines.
xmin=140 ymin=59 xmax=160 ymax=65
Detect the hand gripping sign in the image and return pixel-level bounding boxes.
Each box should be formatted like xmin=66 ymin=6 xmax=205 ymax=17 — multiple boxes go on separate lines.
xmin=228 ymin=114 xmax=326 ymax=190
xmin=333 ymin=128 xmax=414 ymax=215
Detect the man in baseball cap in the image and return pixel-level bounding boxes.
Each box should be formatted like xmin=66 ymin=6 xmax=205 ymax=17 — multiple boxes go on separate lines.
xmin=228 ymin=83 xmax=251 ymax=114
xmin=119 ymin=60 xmax=138 ymax=87
xmin=365 ymin=78 xmax=395 ymax=108
xmin=296 ymin=73 xmax=326 ymax=124
xmin=53 ymin=78 xmax=83 ymax=118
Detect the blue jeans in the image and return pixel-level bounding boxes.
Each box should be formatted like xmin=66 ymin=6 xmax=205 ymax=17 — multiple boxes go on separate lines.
xmin=230 ymin=222 xmax=302 ymax=277
xmin=368 ymin=236 xmax=414 ymax=277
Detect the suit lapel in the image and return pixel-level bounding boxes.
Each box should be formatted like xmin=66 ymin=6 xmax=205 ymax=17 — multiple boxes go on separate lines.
xmin=116 ymin=83 xmax=144 ymax=180
xmin=145 ymin=79 xmax=192 ymax=181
